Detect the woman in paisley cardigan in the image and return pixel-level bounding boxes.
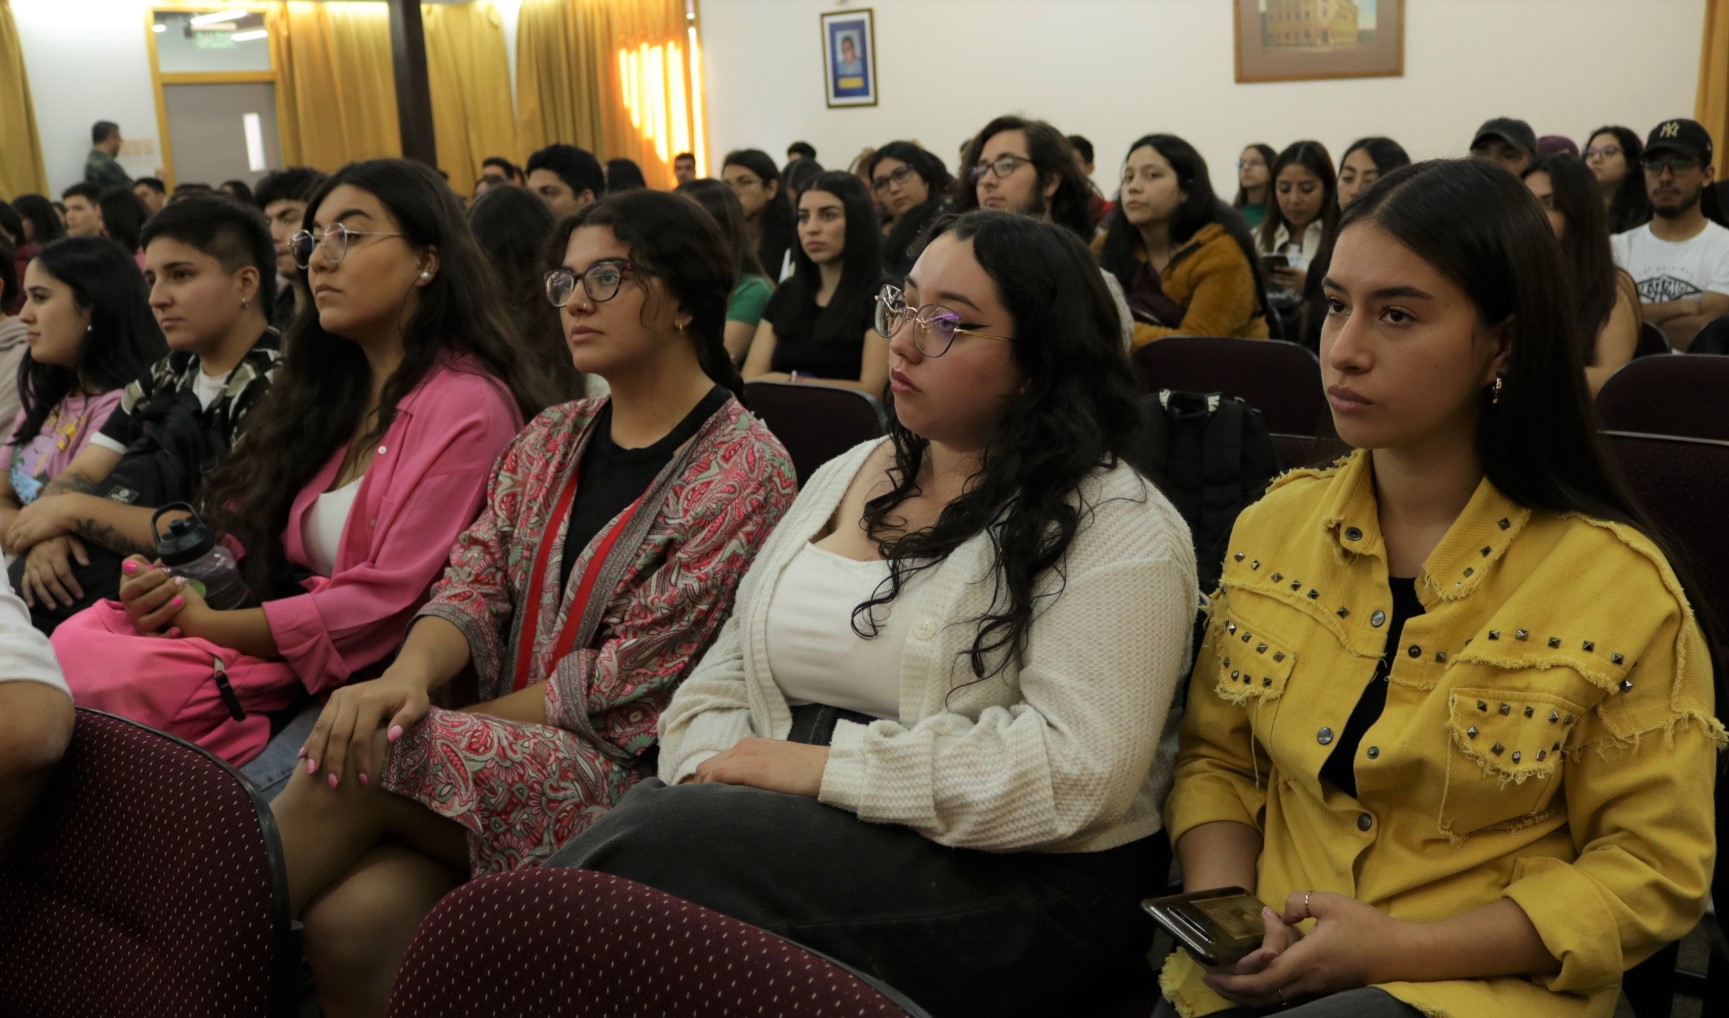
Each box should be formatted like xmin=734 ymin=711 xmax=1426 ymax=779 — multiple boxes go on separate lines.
xmin=269 ymin=191 xmax=797 ymax=1018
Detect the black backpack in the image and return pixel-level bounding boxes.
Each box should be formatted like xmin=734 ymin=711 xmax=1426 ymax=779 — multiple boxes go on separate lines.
xmin=1127 ymin=390 xmax=1282 ymax=593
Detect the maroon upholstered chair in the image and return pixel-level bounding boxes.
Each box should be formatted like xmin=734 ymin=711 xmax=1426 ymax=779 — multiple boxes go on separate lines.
xmin=744 ymin=380 xmax=887 ymax=485
xmin=1634 ymin=321 xmax=1672 ymax=359
xmin=388 ymin=868 xmax=931 ymax=1018
xmin=1131 ymin=337 xmax=1330 ymax=467
xmin=0 ymin=708 xmax=295 ymax=1018
xmin=1596 ymin=353 xmax=1729 ymax=442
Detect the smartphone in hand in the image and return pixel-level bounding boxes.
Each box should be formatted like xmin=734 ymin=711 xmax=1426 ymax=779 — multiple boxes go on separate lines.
xmin=1142 ymin=886 xmax=1268 ymax=966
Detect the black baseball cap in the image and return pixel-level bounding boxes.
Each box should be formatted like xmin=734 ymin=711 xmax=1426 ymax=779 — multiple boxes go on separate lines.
xmin=1644 ymin=119 xmax=1714 ymax=166
xmin=1472 ymin=117 xmax=1537 ymax=156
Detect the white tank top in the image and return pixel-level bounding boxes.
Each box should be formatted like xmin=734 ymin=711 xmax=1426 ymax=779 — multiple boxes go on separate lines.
xmin=302 ymin=476 xmax=363 ymax=578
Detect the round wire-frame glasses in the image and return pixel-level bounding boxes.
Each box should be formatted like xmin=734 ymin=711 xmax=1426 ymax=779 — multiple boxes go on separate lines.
xmin=872 ymin=284 xmax=1013 ymax=357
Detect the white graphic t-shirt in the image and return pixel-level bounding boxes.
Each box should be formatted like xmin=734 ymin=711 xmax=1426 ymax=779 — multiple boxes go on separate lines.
xmin=1610 ymin=220 xmax=1729 ymax=304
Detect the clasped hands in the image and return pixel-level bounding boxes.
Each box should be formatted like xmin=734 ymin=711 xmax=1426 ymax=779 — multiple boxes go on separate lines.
xmin=1202 ymin=891 xmax=1403 ymax=1009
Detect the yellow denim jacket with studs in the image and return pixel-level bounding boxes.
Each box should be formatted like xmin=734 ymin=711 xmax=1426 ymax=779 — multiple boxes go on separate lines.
xmin=1161 ymin=451 xmax=1724 ymax=1018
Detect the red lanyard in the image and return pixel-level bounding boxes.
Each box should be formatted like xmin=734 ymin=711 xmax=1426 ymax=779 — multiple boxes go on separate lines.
xmin=512 ymin=460 xmax=642 ymax=691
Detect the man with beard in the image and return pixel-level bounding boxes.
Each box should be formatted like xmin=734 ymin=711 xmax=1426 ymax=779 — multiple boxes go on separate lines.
xmin=1610 ymin=118 xmax=1729 ymax=349
xmin=952 ymin=115 xmax=1134 ymax=347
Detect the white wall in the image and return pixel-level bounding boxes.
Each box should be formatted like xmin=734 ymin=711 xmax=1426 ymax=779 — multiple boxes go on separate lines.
xmin=11 ymin=0 xmax=163 ymax=194
xmin=697 ymin=0 xmax=1708 ymax=193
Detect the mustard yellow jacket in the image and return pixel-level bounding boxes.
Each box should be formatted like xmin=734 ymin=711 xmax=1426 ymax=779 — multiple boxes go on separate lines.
xmin=1163 ymin=451 xmax=1723 ymax=1018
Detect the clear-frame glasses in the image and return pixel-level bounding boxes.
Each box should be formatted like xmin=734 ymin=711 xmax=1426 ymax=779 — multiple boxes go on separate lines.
xmin=969 ymin=153 xmax=1034 ymax=183
xmin=545 ymin=259 xmax=636 ymax=308
xmin=872 ymin=284 xmax=1013 ymax=357
xmin=290 ymin=222 xmax=406 ymax=270
xmin=1582 ymin=145 xmax=1621 ymax=160
xmin=872 ymin=164 xmax=917 ymax=194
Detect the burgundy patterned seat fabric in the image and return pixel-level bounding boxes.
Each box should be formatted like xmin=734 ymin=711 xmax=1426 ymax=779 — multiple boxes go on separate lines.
xmin=0 ymin=709 xmax=293 ymax=1017
xmin=389 ymin=868 xmax=919 ymax=1017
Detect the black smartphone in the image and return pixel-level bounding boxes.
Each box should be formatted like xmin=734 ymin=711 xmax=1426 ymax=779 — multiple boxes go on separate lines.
xmin=1260 ymin=253 xmax=1290 ymax=272
xmin=1141 ymin=886 xmax=1268 ymax=967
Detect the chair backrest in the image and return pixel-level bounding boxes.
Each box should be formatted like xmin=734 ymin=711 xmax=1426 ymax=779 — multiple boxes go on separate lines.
xmin=1596 ymin=354 xmax=1729 ymax=441
xmin=1130 ymin=337 xmax=1326 ymax=438
xmin=389 ymin=868 xmax=928 ymax=1018
xmin=1599 ymin=431 xmax=1729 ymax=620
xmin=0 ymin=709 xmax=295 ymax=1018
xmin=745 ymin=380 xmax=886 ymax=485
xmin=1634 ymin=321 xmax=1672 ymax=359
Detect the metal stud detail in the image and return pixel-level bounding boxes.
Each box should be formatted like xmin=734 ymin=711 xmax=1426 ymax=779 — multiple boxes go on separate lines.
xmin=1227 ymin=622 xmax=1238 ymax=634
xmin=1466 ymin=725 xmax=1479 ymax=739
xmin=1307 ymin=589 xmax=1319 ymax=600
xmin=1499 ymin=703 xmax=1512 ymax=715
xmin=1337 ymin=607 xmax=1351 ymax=619
xmin=1477 ymin=700 xmax=1489 ymax=712
xmin=1251 ymin=560 xmax=1260 ymax=570
xmin=1582 ymin=641 xmax=1595 ymax=652
xmin=1547 ymin=637 xmax=1561 ymax=649
xmin=1536 ymin=749 xmax=1547 ymax=762
xmin=1523 ymin=706 xmax=1534 ymax=718
xmin=1497 ymin=517 xmax=1511 ymax=530
xmin=1434 ymin=651 xmax=1448 ymax=663
xmin=1480 ymin=546 xmax=1492 ymax=557
xmin=1263 ymin=677 xmax=1273 ymax=687
xmin=1234 ymin=552 xmax=1245 ymax=562
xmin=1365 ymin=746 xmax=1380 ymax=760
xmin=1231 ymin=671 xmax=1240 ymax=680
xmin=1344 ymin=527 xmax=1363 ymax=541
xmin=1488 ymin=630 xmax=1501 ymax=640
xmin=1511 ymin=751 xmax=1522 ymax=764
xmin=1407 ymin=645 xmax=1421 ymax=658
xmin=1291 ymin=580 xmax=1302 ymax=591
xmin=1316 ymin=727 xmax=1335 ymax=746
xmin=1611 ymin=653 xmax=1624 ymax=665
xmin=1463 ymin=567 xmax=1474 ymax=578
xmin=1256 ymin=643 xmax=1268 ymax=654
xmin=1241 ymin=632 xmax=1252 ymax=643
xmin=1564 ymin=715 xmax=1575 ymax=725
xmin=1619 ymin=679 xmax=1634 ymax=692
xmin=1370 ymin=609 xmax=1387 ymax=628
xmin=1515 ymin=629 xmax=1529 ymax=641
xmin=1548 ymin=710 xmax=1560 ymax=723
xmin=1271 ymin=572 xmax=1282 ymax=583
xmin=1491 ymin=742 xmax=1505 ymax=756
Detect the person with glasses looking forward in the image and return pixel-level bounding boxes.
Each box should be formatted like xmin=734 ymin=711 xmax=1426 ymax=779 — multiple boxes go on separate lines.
xmin=542 ymin=209 xmax=1198 ymax=1018
xmin=722 ymin=149 xmax=798 ymax=282
xmin=862 ymin=141 xmax=953 ymax=279
xmin=1609 ymin=119 xmax=1729 ymax=349
xmin=1582 ymin=126 xmax=1652 ymax=234
xmin=267 ymin=188 xmax=795 ymax=1018
xmin=953 ymin=114 xmax=1136 ymax=347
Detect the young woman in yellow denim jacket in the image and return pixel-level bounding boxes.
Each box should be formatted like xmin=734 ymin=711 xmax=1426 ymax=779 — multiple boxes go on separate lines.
xmin=1160 ymin=159 xmax=1724 ymax=1018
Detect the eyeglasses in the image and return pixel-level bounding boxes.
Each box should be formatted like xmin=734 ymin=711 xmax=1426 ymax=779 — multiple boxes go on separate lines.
xmin=969 ymin=153 xmax=1034 ymax=183
xmin=545 ymin=259 xmax=637 ymax=308
xmin=725 ymin=175 xmax=762 ymax=192
xmin=1583 ymin=145 xmax=1621 ymax=160
xmin=1237 ymin=159 xmax=1264 ymax=170
xmin=872 ymin=284 xmax=1013 ymax=357
xmin=290 ymin=223 xmax=406 ymax=270
xmin=1642 ymin=156 xmax=1700 ymax=175
xmin=871 ymin=164 xmax=918 ymax=194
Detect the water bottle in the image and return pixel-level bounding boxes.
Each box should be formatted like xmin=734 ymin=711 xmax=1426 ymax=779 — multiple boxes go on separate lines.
xmin=151 ymin=503 xmax=256 ymax=610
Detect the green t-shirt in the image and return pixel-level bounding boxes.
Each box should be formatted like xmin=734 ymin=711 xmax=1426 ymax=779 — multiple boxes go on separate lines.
xmin=726 ymin=274 xmax=774 ymax=325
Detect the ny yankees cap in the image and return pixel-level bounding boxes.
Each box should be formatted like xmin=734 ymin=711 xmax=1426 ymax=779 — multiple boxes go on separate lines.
xmin=1644 ymin=118 xmax=1714 ymax=166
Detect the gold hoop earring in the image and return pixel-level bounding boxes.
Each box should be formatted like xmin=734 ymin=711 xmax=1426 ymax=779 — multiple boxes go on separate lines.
xmin=1490 ymin=376 xmax=1504 ymax=405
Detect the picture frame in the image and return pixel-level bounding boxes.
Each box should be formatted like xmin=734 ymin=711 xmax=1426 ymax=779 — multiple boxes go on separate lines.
xmin=1234 ymin=0 xmax=1404 ymax=83
xmin=820 ymin=7 xmax=877 ymax=108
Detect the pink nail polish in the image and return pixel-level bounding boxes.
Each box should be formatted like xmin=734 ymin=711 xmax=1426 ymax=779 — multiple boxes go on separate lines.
xmin=167 ymin=628 xmax=181 ymax=638
xmin=296 ymin=746 xmax=307 ymax=760
xmin=173 ymin=576 xmax=186 ymax=588
xmin=122 ymin=561 xmax=138 ymax=575
xmin=306 ymin=757 xmax=317 ymax=774
xmin=359 ymin=773 xmax=369 ymax=786
xmin=327 ymin=773 xmax=339 ymax=789
xmin=387 ymin=724 xmax=403 ymax=742
xmin=171 ymin=596 xmax=184 ymax=608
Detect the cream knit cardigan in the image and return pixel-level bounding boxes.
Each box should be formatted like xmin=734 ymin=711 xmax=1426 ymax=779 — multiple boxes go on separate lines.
xmin=659 ymin=438 xmax=1198 ymax=854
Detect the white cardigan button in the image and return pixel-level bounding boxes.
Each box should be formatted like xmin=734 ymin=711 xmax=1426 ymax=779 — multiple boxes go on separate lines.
xmin=914 ymin=617 xmax=937 ymax=639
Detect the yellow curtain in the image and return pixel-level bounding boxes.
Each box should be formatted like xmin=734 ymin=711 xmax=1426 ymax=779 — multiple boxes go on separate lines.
xmin=1700 ymin=0 xmax=1729 ymax=161
xmin=423 ymin=2 xmax=518 ymax=191
xmin=516 ymin=0 xmax=703 ymax=189
xmin=0 ymin=0 xmax=47 ymax=197
xmin=273 ymin=1 xmax=401 ymax=172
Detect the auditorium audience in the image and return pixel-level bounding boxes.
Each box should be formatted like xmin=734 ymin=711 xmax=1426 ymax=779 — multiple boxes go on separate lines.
xmin=1095 ymin=134 xmax=1270 ymax=346
xmin=1470 ymin=116 xmax=1537 ymax=175
xmin=743 ymin=171 xmax=884 ymax=392
xmin=96 ymin=186 xmax=149 ymax=266
xmin=1537 ymin=135 xmax=1579 ymax=158
xmin=1586 ymin=125 xmax=1653 ymax=234
xmin=4 ymin=197 xmax=281 ymax=629
xmin=547 ymin=209 xmax=1197 ymax=1018
xmin=47 ymin=159 xmax=544 ymax=775
xmin=255 ymin=167 xmax=329 ymax=332
xmin=1258 ymin=141 xmax=1337 ymax=335
xmin=1160 ymin=157 xmax=1720 ymax=1018
xmin=0 ymin=238 xmax=25 ymax=423
xmin=60 ymin=184 xmax=102 ymax=238
xmin=783 ymin=156 xmax=825 ymax=205
xmin=679 ymin=178 xmax=775 ymax=364
xmin=1523 ymin=155 xmax=1641 ymax=395
xmin=221 ymin=180 xmax=256 ymax=206
xmin=270 ymin=189 xmax=795 ymax=1017
xmin=1335 ymin=137 xmax=1410 ymax=209
xmin=864 ymin=141 xmax=953 ymax=279
xmin=466 ymin=184 xmax=587 ymax=401
xmin=723 ymin=149 xmax=797 ymax=282
xmin=787 ymin=141 xmax=817 ymax=164
xmin=1610 ymin=119 xmax=1729 ymax=349
xmin=132 ymin=177 xmax=167 ymax=216
xmin=1 ymin=238 xmax=165 ymax=556
xmin=9 ymin=196 xmax=61 ymax=291
xmin=481 ymin=156 xmax=523 ymax=186
xmin=526 ymin=143 xmax=605 ymax=220
xmin=84 ymin=120 xmax=130 ymax=189
xmin=673 ymin=151 xmax=698 ymax=184
xmin=605 ymin=158 xmax=647 ymax=194
xmin=0 ymin=566 xmax=71 ymax=853
xmin=1233 ymin=143 xmax=1277 ymax=229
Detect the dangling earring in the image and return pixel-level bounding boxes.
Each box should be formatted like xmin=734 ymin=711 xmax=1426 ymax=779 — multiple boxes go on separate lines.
xmin=1490 ymin=376 xmax=1504 ymax=405
xmin=241 ymin=297 xmax=249 ymax=310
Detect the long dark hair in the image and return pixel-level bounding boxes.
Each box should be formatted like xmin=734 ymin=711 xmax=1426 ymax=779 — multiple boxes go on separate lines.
xmin=950 ymin=115 xmax=1097 ymax=241
xmin=467 ymin=184 xmax=585 ymax=401
xmin=1523 ymin=154 xmax=1621 ymax=359
xmin=1232 ymin=143 xmax=1277 ymax=209
xmin=1585 ymin=125 xmax=1652 ymax=234
xmin=856 ymin=210 xmax=1144 ymax=681
xmin=13 ymin=237 xmax=165 ymax=447
xmin=11 ymin=195 xmax=65 ymax=246
xmin=199 ymin=159 xmax=552 ymax=596
xmin=866 ymin=142 xmax=953 ymax=277
xmin=1339 ymin=137 xmax=1411 ymax=191
xmin=677 ymin=178 xmax=771 ymax=282
xmin=722 ymin=149 xmax=795 ymax=278
xmin=1258 ymin=141 xmax=1338 ymax=252
xmin=605 ymin=158 xmax=647 ymax=193
xmin=552 ymin=189 xmax=745 ymax=402
xmin=97 ymin=186 xmax=150 ymax=253
xmin=770 ymin=172 xmax=881 ymax=348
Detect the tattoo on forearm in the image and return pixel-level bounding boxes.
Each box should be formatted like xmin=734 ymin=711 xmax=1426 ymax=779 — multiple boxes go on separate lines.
xmin=42 ymin=472 xmax=99 ymax=497
xmin=71 ymin=517 xmax=152 ymax=558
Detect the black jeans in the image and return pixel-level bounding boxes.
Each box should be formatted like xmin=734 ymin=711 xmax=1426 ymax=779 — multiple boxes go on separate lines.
xmin=547 ymin=778 xmax=1169 ymax=1018
xmin=1153 ymin=987 xmax=1423 ymax=1017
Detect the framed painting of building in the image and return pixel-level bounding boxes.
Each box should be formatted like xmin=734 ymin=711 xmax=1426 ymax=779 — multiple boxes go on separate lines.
xmin=1235 ymin=0 xmax=1404 ymax=83
xmin=820 ymin=8 xmax=877 ymax=108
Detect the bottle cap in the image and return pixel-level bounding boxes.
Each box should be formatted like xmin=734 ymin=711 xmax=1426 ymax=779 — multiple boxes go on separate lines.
xmin=154 ymin=510 xmax=217 ymax=567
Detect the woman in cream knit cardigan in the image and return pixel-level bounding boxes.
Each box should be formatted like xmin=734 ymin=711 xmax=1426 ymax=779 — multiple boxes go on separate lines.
xmin=550 ymin=210 xmax=1197 ymax=1017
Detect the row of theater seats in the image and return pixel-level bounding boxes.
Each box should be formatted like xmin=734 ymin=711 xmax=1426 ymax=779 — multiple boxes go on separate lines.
xmin=1 ymin=337 xmax=1724 ymax=1017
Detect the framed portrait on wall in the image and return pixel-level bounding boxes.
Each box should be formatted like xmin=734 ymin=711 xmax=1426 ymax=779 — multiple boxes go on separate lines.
xmin=820 ymin=8 xmax=877 ymax=108
xmin=1235 ymin=0 xmax=1404 ymax=83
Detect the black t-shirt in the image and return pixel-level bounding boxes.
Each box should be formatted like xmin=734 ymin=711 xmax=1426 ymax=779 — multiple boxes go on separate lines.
xmin=556 ymin=386 xmax=730 ymax=590
xmin=1319 ymin=577 xmax=1424 ymax=799
xmin=763 ymin=284 xmax=876 ymax=381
